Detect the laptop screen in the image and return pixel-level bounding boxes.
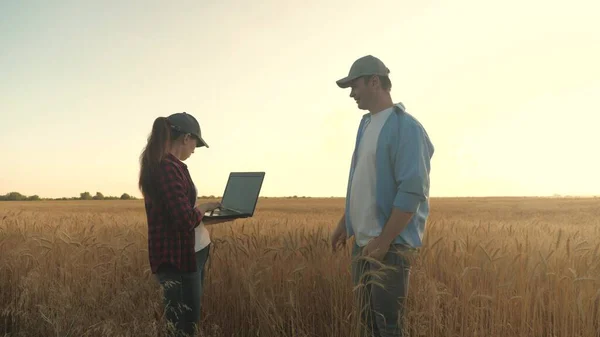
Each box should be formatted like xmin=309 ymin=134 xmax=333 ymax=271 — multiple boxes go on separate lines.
xmin=221 ymin=172 xmax=265 ymax=214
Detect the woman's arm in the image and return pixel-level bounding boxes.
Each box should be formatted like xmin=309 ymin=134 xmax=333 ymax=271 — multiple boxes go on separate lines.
xmin=155 ymin=163 xmax=204 ymax=231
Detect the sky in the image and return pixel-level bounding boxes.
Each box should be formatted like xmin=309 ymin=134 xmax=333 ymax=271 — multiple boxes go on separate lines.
xmin=1 ymin=0 xmax=599 ymax=199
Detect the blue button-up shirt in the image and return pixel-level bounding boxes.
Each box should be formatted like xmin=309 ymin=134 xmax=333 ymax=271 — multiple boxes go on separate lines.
xmin=344 ymin=103 xmax=435 ymax=248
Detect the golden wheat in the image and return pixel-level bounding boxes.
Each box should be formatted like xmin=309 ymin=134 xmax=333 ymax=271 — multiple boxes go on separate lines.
xmin=1 ymin=197 xmax=599 ymax=336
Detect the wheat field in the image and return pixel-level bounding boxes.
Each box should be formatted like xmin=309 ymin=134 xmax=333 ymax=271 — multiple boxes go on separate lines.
xmin=1 ymin=197 xmax=599 ymax=337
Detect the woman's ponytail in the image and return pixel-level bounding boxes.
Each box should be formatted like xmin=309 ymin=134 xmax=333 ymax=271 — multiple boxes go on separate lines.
xmin=139 ymin=117 xmax=172 ymax=201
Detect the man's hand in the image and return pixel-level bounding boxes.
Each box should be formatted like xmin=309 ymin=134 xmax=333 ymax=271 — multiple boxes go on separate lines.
xmin=363 ymin=208 xmax=413 ymax=261
xmin=196 ymin=202 xmax=221 ymax=214
xmin=331 ymin=215 xmax=347 ymax=251
xmin=362 ymin=236 xmax=392 ymax=261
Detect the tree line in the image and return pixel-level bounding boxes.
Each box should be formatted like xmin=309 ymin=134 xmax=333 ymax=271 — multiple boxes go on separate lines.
xmin=0 ymin=191 xmax=137 ymax=201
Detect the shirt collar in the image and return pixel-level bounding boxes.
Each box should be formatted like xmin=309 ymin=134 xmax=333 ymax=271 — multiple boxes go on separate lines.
xmin=165 ymin=153 xmax=187 ymax=169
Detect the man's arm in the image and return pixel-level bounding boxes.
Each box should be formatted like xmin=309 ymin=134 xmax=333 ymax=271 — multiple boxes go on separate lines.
xmin=378 ymin=208 xmax=414 ymax=244
xmin=379 ymin=118 xmax=433 ymax=245
xmin=338 ymin=213 xmax=346 ymax=227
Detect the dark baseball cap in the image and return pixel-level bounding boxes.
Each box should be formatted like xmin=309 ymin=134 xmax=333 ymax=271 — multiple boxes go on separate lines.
xmin=167 ymin=112 xmax=209 ymax=148
xmin=336 ymin=55 xmax=390 ymax=88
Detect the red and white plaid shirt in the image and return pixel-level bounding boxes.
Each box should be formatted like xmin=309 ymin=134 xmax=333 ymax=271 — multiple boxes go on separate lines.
xmin=144 ymin=153 xmax=203 ymax=273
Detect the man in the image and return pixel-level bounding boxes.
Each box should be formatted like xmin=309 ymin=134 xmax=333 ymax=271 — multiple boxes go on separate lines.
xmin=331 ymin=55 xmax=434 ymax=337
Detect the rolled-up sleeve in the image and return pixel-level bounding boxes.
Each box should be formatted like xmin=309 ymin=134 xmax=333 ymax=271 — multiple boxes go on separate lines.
xmin=392 ymin=118 xmax=433 ymax=212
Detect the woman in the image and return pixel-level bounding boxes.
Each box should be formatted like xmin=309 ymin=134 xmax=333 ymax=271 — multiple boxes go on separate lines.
xmin=138 ymin=112 xmax=231 ymax=337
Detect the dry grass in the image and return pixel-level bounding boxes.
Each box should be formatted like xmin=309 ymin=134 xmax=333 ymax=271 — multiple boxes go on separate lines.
xmin=1 ymin=197 xmax=599 ymax=336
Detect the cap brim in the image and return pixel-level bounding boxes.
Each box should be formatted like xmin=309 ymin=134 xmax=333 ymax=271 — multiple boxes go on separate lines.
xmin=336 ymin=75 xmax=360 ymax=88
xmin=196 ymin=136 xmax=209 ymax=148
xmin=336 ymin=76 xmax=353 ymax=88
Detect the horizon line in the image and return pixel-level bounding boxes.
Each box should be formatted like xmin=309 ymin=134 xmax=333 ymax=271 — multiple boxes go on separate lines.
xmin=1 ymin=192 xmax=599 ymax=201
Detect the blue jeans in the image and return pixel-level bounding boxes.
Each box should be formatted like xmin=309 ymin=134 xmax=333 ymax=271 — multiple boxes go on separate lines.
xmin=155 ymin=244 xmax=210 ymax=337
xmin=351 ymin=242 xmax=412 ymax=337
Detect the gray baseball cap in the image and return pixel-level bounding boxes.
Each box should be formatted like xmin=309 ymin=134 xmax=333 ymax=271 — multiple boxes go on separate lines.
xmin=167 ymin=112 xmax=209 ymax=148
xmin=336 ymin=55 xmax=390 ymax=88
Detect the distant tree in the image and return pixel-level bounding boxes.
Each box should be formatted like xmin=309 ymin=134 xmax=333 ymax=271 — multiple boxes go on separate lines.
xmin=93 ymin=192 xmax=104 ymax=200
xmin=27 ymin=195 xmax=40 ymax=201
xmin=80 ymin=192 xmax=92 ymax=200
xmin=6 ymin=192 xmax=26 ymax=201
xmin=120 ymin=193 xmax=132 ymax=200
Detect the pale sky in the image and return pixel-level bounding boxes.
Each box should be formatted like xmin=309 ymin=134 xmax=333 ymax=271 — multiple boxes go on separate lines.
xmin=1 ymin=0 xmax=599 ymax=199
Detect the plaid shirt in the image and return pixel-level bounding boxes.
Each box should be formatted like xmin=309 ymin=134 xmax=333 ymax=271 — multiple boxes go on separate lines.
xmin=145 ymin=153 xmax=203 ymax=273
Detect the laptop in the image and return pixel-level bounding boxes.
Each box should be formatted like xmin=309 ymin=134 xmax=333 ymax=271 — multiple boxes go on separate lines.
xmin=203 ymin=172 xmax=265 ymax=220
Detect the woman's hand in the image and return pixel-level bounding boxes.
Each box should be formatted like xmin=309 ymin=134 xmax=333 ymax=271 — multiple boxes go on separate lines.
xmin=196 ymin=202 xmax=221 ymax=214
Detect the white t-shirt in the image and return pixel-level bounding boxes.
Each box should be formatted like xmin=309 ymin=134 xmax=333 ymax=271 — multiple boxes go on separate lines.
xmin=194 ymin=221 xmax=211 ymax=252
xmin=349 ymin=106 xmax=394 ymax=247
